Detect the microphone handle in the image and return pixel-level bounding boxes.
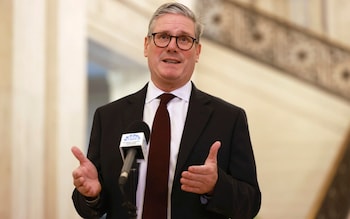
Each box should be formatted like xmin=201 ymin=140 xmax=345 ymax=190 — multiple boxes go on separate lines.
xmin=119 ymin=148 xmax=137 ymax=185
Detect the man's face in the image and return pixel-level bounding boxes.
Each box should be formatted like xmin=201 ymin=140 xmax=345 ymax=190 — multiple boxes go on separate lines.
xmin=144 ymin=14 xmax=201 ymax=91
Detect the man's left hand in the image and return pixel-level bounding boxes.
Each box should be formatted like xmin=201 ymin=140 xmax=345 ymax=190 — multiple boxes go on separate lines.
xmin=180 ymin=141 xmax=221 ymax=194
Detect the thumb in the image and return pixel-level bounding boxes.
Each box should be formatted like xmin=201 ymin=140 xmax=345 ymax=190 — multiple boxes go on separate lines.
xmin=71 ymin=146 xmax=88 ymax=165
xmin=205 ymin=141 xmax=221 ymax=165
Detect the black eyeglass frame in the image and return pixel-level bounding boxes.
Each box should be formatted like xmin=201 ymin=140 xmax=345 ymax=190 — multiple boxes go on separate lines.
xmin=150 ymin=32 xmax=198 ymax=51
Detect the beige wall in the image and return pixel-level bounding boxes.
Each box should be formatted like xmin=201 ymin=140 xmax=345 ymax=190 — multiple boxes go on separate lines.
xmin=234 ymin=0 xmax=350 ymax=46
xmin=327 ymin=0 xmax=350 ymax=46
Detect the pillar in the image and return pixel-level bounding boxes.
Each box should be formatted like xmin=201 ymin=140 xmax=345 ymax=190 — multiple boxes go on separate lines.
xmin=0 ymin=0 xmax=86 ymax=218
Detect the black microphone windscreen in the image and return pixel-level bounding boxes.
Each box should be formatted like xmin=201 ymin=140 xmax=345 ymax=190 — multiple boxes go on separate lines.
xmin=125 ymin=121 xmax=150 ymax=142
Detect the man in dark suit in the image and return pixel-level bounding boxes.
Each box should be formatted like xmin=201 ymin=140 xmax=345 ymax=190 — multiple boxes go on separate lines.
xmin=71 ymin=2 xmax=261 ymax=219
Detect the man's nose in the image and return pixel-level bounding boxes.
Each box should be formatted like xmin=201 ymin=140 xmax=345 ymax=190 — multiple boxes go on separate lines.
xmin=167 ymin=36 xmax=177 ymax=49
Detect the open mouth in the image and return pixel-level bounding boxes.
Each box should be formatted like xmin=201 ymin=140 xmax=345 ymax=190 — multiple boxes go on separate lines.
xmin=163 ymin=59 xmax=181 ymax=64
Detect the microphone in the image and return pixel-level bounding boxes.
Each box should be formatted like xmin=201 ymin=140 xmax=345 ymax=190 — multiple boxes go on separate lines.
xmin=119 ymin=121 xmax=150 ymax=186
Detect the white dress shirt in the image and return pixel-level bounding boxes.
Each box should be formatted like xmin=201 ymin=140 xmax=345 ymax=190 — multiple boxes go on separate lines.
xmin=136 ymin=81 xmax=191 ymax=219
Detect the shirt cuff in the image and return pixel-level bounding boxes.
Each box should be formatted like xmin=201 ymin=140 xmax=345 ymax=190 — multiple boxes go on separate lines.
xmin=84 ymin=194 xmax=100 ymax=207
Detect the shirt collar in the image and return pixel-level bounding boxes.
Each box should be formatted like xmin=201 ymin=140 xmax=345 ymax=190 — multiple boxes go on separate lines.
xmin=145 ymin=81 xmax=192 ymax=103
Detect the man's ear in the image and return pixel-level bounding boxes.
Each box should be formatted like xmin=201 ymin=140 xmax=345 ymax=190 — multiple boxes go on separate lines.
xmin=195 ymin=43 xmax=202 ymax=62
xmin=144 ymin=37 xmax=149 ymax=57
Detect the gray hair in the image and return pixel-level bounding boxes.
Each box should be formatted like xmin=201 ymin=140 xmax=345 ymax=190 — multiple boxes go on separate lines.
xmin=147 ymin=2 xmax=204 ymax=42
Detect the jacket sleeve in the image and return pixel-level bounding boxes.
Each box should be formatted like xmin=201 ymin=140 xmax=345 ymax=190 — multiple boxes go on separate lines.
xmin=71 ymin=108 xmax=107 ymax=218
xmin=206 ymin=109 xmax=261 ymax=219
xmin=72 ymin=189 xmax=105 ymax=219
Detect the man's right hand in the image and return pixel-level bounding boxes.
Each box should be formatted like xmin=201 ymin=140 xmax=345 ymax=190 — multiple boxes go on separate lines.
xmin=71 ymin=146 xmax=101 ymax=198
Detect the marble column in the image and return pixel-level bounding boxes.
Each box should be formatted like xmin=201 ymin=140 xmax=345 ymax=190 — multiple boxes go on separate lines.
xmin=0 ymin=0 xmax=13 ymax=218
xmin=0 ymin=0 xmax=86 ymax=218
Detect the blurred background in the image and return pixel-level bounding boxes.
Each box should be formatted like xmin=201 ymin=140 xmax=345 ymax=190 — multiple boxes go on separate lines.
xmin=1 ymin=0 xmax=350 ymax=218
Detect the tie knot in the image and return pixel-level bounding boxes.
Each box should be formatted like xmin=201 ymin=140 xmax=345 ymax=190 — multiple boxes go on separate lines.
xmin=159 ymin=93 xmax=175 ymax=105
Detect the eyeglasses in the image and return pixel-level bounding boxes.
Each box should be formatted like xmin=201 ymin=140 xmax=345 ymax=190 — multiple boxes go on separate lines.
xmin=150 ymin=32 xmax=197 ymax=51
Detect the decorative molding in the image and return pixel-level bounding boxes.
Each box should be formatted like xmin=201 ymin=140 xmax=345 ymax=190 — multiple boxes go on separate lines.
xmin=196 ymin=0 xmax=350 ymax=101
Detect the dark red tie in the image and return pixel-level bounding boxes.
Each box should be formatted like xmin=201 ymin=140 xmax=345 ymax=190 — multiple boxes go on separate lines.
xmin=142 ymin=93 xmax=175 ymax=219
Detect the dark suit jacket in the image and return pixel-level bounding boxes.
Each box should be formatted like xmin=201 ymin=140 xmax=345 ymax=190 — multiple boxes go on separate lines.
xmin=72 ymin=83 xmax=261 ymax=219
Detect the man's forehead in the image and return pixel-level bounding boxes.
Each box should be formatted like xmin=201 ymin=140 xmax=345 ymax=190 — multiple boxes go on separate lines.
xmin=152 ymin=14 xmax=195 ymax=35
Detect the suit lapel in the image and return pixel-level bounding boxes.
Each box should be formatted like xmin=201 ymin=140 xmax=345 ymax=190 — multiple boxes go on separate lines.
xmin=174 ymin=86 xmax=213 ymax=179
xmin=121 ymin=84 xmax=148 ymax=126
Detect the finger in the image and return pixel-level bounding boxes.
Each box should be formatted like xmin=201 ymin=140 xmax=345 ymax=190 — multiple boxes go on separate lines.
xmin=180 ymin=176 xmax=203 ymax=188
xmin=182 ymin=170 xmax=206 ymax=181
xmin=204 ymin=141 xmax=221 ymax=165
xmin=181 ymin=171 xmax=197 ymax=181
xmin=71 ymin=146 xmax=88 ymax=165
xmin=181 ymin=184 xmax=205 ymax=194
xmin=73 ymin=176 xmax=85 ymax=188
xmin=72 ymin=167 xmax=85 ymax=180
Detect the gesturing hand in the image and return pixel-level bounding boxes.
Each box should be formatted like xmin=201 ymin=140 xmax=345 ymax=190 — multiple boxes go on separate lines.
xmin=71 ymin=146 xmax=101 ymax=198
xmin=180 ymin=141 xmax=221 ymax=194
